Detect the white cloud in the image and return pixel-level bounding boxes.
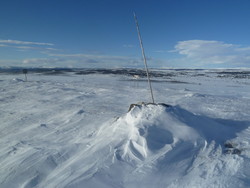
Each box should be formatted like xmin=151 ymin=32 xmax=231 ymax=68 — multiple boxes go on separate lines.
xmin=175 ymin=40 xmax=233 ymax=57
xmin=0 ymin=39 xmax=145 ymax=68
xmin=45 ymin=53 xmax=142 ymax=68
xmin=0 ymin=59 xmax=21 ymax=67
xmin=15 ymin=46 xmax=59 ymax=53
xmin=0 ymin=39 xmax=54 ymax=46
xmin=0 ymin=39 xmax=59 ymax=55
xmin=22 ymin=58 xmax=63 ymax=64
xmin=18 ymin=51 xmax=167 ymax=68
xmin=50 ymin=53 xmax=133 ymax=61
xmin=8 ymin=51 xmax=142 ymax=68
xmin=173 ymin=40 xmax=250 ymax=67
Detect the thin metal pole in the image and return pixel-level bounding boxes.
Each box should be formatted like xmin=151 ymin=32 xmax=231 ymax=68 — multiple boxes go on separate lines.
xmin=133 ymin=12 xmax=155 ymax=103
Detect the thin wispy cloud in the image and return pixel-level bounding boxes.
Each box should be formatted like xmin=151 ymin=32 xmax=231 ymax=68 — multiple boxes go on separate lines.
xmin=20 ymin=52 xmax=143 ymax=68
xmin=45 ymin=47 xmax=58 ymax=51
xmin=50 ymin=52 xmax=142 ymax=67
xmin=173 ymin=40 xmax=250 ymax=67
xmin=0 ymin=39 xmax=54 ymax=46
xmin=15 ymin=46 xmax=59 ymax=52
xmin=0 ymin=44 xmax=8 ymax=47
xmin=0 ymin=39 xmax=59 ymax=54
xmin=0 ymin=38 xmax=143 ymax=68
xmin=0 ymin=59 xmax=20 ymax=66
xmin=22 ymin=57 xmax=64 ymax=65
xmin=49 ymin=53 xmax=134 ymax=60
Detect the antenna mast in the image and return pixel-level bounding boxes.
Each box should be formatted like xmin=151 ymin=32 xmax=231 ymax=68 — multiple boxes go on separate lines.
xmin=133 ymin=12 xmax=155 ymax=103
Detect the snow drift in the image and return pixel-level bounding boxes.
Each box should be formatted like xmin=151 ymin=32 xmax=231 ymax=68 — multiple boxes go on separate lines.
xmin=34 ymin=103 xmax=249 ymax=188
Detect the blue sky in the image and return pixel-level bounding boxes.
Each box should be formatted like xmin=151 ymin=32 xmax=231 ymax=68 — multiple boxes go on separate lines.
xmin=1 ymin=0 xmax=250 ymax=68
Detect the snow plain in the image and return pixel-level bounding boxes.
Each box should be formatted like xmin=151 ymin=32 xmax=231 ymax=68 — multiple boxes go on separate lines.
xmin=0 ymin=69 xmax=250 ymax=188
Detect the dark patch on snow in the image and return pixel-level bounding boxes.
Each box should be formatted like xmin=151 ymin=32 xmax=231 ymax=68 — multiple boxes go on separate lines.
xmin=24 ymin=174 xmax=41 ymax=188
xmin=128 ymin=102 xmax=171 ymax=112
xmin=217 ymin=71 xmax=250 ymax=79
xmin=40 ymin=124 xmax=47 ymax=128
xmin=8 ymin=147 xmax=18 ymax=155
xmin=224 ymin=142 xmax=236 ymax=148
xmin=225 ymin=148 xmax=242 ymax=155
xmin=77 ymin=109 xmax=85 ymax=114
xmin=122 ymin=78 xmax=191 ymax=84
xmin=138 ymin=128 xmax=145 ymax=136
xmin=115 ymin=150 xmax=122 ymax=161
xmin=224 ymin=141 xmax=242 ymax=155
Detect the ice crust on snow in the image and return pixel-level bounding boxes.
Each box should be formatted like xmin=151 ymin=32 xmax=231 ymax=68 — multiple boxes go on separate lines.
xmin=0 ymin=69 xmax=250 ymax=188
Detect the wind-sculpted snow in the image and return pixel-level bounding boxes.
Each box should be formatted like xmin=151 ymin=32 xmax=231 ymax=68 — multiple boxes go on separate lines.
xmin=70 ymin=103 xmax=249 ymax=188
xmin=0 ymin=70 xmax=250 ymax=188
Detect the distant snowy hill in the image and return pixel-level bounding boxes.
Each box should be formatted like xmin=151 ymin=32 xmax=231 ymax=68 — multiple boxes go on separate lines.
xmin=0 ymin=69 xmax=250 ymax=188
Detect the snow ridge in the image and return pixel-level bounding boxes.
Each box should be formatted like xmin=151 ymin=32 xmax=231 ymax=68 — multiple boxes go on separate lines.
xmin=63 ymin=103 xmax=249 ymax=188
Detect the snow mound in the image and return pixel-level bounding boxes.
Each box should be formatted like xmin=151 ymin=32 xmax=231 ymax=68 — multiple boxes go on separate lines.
xmin=2 ymin=103 xmax=249 ymax=188
xmin=73 ymin=103 xmax=249 ymax=188
xmin=112 ymin=103 xmax=246 ymax=165
xmin=114 ymin=103 xmax=201 ymax=164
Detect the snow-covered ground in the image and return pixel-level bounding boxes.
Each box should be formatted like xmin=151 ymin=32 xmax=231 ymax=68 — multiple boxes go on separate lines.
xmin=0 ymin=69 xmax=250 ymax=188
